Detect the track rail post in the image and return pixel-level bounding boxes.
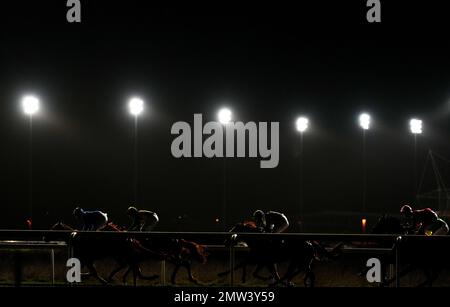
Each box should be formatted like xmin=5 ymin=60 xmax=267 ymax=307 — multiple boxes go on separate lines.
xmin=229 ymin=233 xmax=237 ymax=286
xmin=51 ymin=248 xmax=55 ymax=285
xmin=395 ymin=236 xmax=402 ymax=288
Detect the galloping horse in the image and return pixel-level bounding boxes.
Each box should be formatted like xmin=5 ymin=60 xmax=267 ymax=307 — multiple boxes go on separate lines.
xmin=135 ymin=236 xmax=208 ymax=284
xmin=371 ymin=215 xmax=450 ymax=287
xmin=51 ymin=221 xmax=164 ymax=285
xmin=218 ymin=221 xmax=339 ymax=287
xmin=51 ymin=221 xmax=208 ymax=285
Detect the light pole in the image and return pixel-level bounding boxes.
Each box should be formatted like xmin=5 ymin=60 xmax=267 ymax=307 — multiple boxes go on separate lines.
xmin=296 ymin=117 xmax=309 ymax=227
xmin=218 ymin=107 xmax=232 ymax=231
xmin=359 ymin=113 xmax=370 ymax=213
xmin=358 ymin=113 xmax=370 ymax=233
xmin=410 ymin=118 xmax=422 ymax=199
xmin=128 ymin=97 xmax=144 ymax=206
xmin=22 ymin=95 xmax=39 ymax=229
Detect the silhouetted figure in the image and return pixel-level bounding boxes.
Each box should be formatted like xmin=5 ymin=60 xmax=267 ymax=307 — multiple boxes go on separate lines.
xmin=400 ymin=204 xmax=449 ymax=235
xmin=73 ymin=207 xmax=108 ymax=231
xmin=252 ymin=210 xmax=289 ymax=233
xmin=127 ymin=206 xmax=159 ymax=231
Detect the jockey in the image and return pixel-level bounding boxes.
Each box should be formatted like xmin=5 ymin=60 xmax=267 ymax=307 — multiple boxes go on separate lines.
xmin=252 ymin=210 xmax=289 ymax=233
xmin=127 ymin=206 xmax=159 ymax=231
xmin=72 ymin=207 xmax=108 ymax=231
xmin=400 ymin=204 xmax=449 ymax=235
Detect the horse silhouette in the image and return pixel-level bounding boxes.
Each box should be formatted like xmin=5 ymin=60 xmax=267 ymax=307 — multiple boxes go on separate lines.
xmin=135 ymin=235 xmax=208 ymax=284
xmin=51 ymin=221 xmax=163 ymax=285
xmin=218 ymin=221 xmax=340 ymax=287
xmin=51 ymin=221 xmax=208 ymax=285
xmin=370 ymin=215 xmax=450 ymax=287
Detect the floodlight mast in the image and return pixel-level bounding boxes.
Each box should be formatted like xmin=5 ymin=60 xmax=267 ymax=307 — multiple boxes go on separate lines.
xmin=129 ymin=97 xmax=145 ymax=205
xmin=410 ymin=118 xmax=423 ymax=198
xmin=296 ymin=116 xmax=309 ymax=227
xmin=359 ymin=113 xmax=371 ymax=218
xmin=218 ymin=107 xmax=232 ymax=230
xmin=22 ymin=95 xmax=40 ymax=228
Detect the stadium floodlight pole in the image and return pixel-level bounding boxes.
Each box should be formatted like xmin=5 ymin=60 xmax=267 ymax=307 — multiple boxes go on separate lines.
xmin=296 ymin=117 xmax=309 ymax=228
xmin=359 ymin=113 xmax=370 ymax=219
xmin=410 ymin=118 xmax=423 ymax=199
xmin=218 ymin=108 xmax=232 ymax=231
xmin=22 ymin=95 xmax=40 ymax=229
xmin=128 ymin=97 xmax=144 ymax=205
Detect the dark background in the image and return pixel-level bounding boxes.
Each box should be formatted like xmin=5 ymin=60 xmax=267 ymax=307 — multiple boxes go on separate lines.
xmin=2 ymin=1 xmax=450 ymax=231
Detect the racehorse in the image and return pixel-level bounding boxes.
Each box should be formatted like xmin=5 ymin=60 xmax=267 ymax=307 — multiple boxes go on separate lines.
xmin=218 ymin=221 xmax=278 ymax=283
xmin=134 ymin=236 xmax=208 ymax=284
xmin=90 ymin=222 xmax=208 ymax=285
xmin=218 ymin=221 xmax=340 ymax=287
xmin=370 ymin=215 xmax=450 ymax=287
xmin=51 ymin=221 xmax=208 ymax=285
xmin=371 ymin=214 xmax=405 ymax=235
xmin=51 ymin=221 xmax=164 ymax=285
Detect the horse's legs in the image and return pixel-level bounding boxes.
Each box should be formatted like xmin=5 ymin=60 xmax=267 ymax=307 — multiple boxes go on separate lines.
xmin=270 ymin=263 xmax=281 ymax=281
xmin=183 ymin=260 xmax=198 ymax=284
xmin=252 ymin=264 xmax=273 ymax=281
xmin=242 ymin=262 xmax=247 ymax=283
xmin=86 ymin=262 xmax=107 ymax=284
xmin=171 ymin=263 xmax=181 ymax=284
xmin=357 ymin=266 xmax=370 ymax=277
xmin=383 ymin=264 xmax=415 ymax=286
xmin=265 ymin=263 xmax=281 ymax=285
xmin=303 ymin=268 xmax=315 ymax=287
xmin=132 ymin=264 xmax=139 ymax=287
xmin=107 ymin=262 xmax=127 ymax=283
xmin=427 ymin=269 xmax=440 ymax=287
xmin=136 ymin=265 xmax=159 ymax=281
xmin=417 ymin=267 xmax=440 ymax=287
xmin=276 ymin=260 xmax=300 ymax=286
xmin=218 ymin=261 xmax=247 ymax=278
xmin=127 ymin=263 xmax=143 ymax=287
xmin=122 ymin=266 xmax=133 ymax=284
xmin=302 ymin=259 xmax=315 ymax=287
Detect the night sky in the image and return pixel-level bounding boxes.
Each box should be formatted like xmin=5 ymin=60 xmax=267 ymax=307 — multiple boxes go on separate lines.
xmin=2 ymin=1 xmax=450 ymax=231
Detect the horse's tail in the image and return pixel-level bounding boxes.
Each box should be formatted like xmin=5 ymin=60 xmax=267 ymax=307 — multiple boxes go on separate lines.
xmin=310 ymin=241 xmax=343 ymax=261
xmin=180 ymin=239 xmax=208 ymax=264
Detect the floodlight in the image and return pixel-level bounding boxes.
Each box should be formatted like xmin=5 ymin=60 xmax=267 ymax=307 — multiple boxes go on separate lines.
xmin=296 ymin=117 xmax=309 ymax=132
xmin=22 ymin=96 xmax=39 ymax=115
xmin=410 ymin=119 xmax=422 ymax=134
xmin=218 ymin=108 xmax=232 ymax=124
xmin=129 ymin=97 xmax=144 ymax=116
xmin=359 ymin=113 xmax=371 ymax=130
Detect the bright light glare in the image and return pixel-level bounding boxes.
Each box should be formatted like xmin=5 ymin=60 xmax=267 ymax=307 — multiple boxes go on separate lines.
xmin=218 ymin=108 xmax=232 ymax=124
xmin=129 ymin=97 xmax=144 ymax=116
xmin=22 ymin=96 xmax=39 ymax=115
xmin=296 ymin=117 xmax=309 ymax=132
xmin=410 ymin=119 xmax=422 ymax=134
xmin=359 ymin=113 xmax=371 ymax=130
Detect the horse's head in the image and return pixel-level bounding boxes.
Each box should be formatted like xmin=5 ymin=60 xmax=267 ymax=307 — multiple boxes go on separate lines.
xmin=102 ymin=222 xmax=123 ymax=232
xmin=224 ymin=221 xmax=262 ymax=247
xmin=372 ymin=214 xmax=403 ymax=234
xmin=51 ymin=221 xmax=76 ymax=231
xmin=229 ymin=220 xmax=260 ymax=233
